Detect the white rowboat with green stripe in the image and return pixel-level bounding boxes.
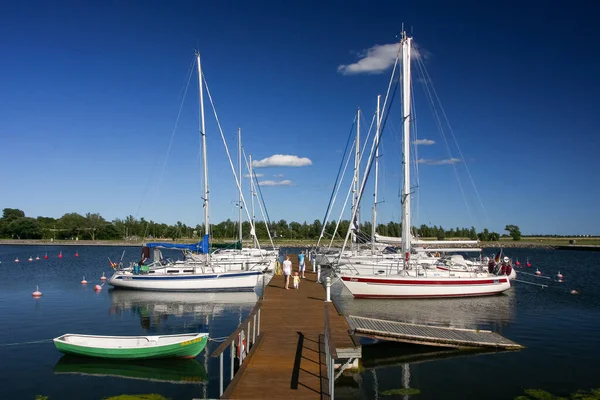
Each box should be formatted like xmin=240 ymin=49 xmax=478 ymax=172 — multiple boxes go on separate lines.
xmin=53 ymin=332 xmax=209 ymax=359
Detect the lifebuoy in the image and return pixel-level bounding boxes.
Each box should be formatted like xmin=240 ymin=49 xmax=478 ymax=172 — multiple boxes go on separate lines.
xmin=237 ymin=338 xmax=247 ymax=358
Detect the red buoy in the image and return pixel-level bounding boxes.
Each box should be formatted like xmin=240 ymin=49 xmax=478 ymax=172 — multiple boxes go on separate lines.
xmin=515 ymin=259 xmax=521 ymax=267
xmin=32 ymin=286 xmax=42 ymax=298
xmin=94 ymin=284 xmax=102 ymax=292
xmin=58 ymin=251 xmax=63 ymax=259
xmin=75 ymin=251 xmax=79 ymax=257
xmin=526 ymin=259 xmax=531 ymax=267
xmin=43 ymin=253 xmax=49 ymax=260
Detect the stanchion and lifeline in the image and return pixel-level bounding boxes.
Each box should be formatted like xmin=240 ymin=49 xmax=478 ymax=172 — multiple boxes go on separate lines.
xmin=325 ymin=276 xmax=332 ymax=302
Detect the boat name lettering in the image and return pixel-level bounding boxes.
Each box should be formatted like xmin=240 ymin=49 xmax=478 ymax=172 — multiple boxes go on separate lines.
xmin=181 ymin=337 xmax=202 ymax=346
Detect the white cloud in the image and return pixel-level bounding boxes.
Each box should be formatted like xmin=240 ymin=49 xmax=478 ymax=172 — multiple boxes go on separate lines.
xmin=258 ymin=179 xmax=294 ymax=187
xmin=413 ymin=139 xmax=435 ymax=146
xmin=274 ymin=173 xmax=284 ymax=177
xmin=338 ymin=42 xmax=429 ymax=75
xmin=243 ymin=173 xmax=264 ymax=178
xmin=417 ymin=158 xmax=461 ymax=165
xmin=252 ymin=154 xmax=312 ymax=168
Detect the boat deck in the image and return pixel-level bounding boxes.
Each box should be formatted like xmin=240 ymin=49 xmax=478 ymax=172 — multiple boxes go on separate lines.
xmin=226 ymin=254 xmax=360 ymax=399
xmin=348 ymin=315 xmax=523 ymax=349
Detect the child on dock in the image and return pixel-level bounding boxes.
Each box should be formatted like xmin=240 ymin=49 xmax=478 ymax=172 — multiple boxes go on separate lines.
xmin=293 ymin=272 xmax=300 ymax=289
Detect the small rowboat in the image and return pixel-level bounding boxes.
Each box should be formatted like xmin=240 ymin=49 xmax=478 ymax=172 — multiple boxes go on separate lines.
xmin=53 ymin=332 xmax=208 ymax=359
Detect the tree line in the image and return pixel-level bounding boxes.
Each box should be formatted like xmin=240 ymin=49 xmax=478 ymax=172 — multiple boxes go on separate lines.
xmin=0 ymin=208 xmax=521 ymax=241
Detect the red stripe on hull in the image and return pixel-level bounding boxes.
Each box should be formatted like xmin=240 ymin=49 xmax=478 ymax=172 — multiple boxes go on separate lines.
xmin=341 ymin=276 xmax=509 ymax=285
xmin=353 ymin=291 xmax=507 ymax=299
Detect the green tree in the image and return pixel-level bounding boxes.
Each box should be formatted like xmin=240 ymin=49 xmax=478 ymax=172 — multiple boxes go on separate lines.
xmin=84 ymin=213 xmax=106 ymax=240
xmin=505 ymin=225 xmax=522 ymax=241
xmin=469 ymin=226 xmax=477 ymax=240
xmin=58 ymin=213 xmax=86 ymax=239
xmin=7 ymin=217 xmax=43 ymax=239
xmin=478 ymin=228 xmax=490 ymax=241
xmin=2 ymin=208 xmax=25 ymax=222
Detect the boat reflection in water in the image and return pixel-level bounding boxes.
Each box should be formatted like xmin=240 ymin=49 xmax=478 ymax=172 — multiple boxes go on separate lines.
xmin=333 ymin=280 xmax=517 ymax=332
xmin=108 ymin=290 xmax=259 ymax=330
xmin=54 ymin=355 xmax=207 ymax=385
xmin=338 ymin=342 xmax=512 ymax=399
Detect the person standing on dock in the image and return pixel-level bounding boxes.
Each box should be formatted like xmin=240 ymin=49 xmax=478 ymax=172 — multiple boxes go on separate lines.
xmin=282 ymin=255 xmax=292 ymax=290
xmin=298 ymin=251 xmax=306 ymax=279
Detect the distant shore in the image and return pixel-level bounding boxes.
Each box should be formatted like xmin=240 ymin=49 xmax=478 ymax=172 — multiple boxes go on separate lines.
xmin=2 ymin=238 xmax=595 ymax=250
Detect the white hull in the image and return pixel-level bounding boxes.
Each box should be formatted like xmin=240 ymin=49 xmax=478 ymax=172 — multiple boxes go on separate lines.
xmin=108 ymin=269 xmax=261 ymax=292
xmin=340 ymin=273 xmax=511 ymax=299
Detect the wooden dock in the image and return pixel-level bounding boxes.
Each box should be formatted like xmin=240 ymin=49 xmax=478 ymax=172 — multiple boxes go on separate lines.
xmin=348 ymin=315 xmax=523 ymax=350
xmin=221 ymin=254 xmax=360 ymax=399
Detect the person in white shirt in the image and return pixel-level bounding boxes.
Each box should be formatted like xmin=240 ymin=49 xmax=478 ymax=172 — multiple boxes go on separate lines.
xmin=282 ymin=255 xmax=292 ymax=290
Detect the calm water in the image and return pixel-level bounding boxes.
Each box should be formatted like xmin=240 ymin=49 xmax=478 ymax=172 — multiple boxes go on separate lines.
xmin=332 ymin=248 xmax=600 ymax=399
xmin=0 ymin=246 xmax=598 ymax=399
xmin=0 ymin=244 xmax=262 ymax=400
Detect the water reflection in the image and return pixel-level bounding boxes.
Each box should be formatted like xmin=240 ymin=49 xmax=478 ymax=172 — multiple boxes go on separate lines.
xmin=339 ymin=343 xmax=512 ymax=400
xmin=108 ymin=290 xmax=259 ymax=331
xmin=54 ymin=355 xmax=207 ymax=385
xmin=332 ymin=280 xmax=516 ymax=331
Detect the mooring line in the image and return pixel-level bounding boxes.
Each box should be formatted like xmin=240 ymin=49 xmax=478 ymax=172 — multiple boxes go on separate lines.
xmin=0 ymin=338 xmax=53 ymax=347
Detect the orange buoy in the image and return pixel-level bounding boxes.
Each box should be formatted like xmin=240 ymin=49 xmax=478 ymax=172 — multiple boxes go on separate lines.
xmin=28 ymin=256 xmax=33 ymax=262
xmin=571 ymin=290 xmax=579 ymax=295
xmin=557 ymin=271 xmax=564 ymax=280
xmin=81 ymin=277 xmax=88 ymax=285
xmin=58 ymin=251 xmax=63 ymax=259
xmin=15 ymin=257 xmax=19 ymax=263
xmin=237 ymin=337 xmax=247 ymax=358
xmin=32 ymin=286 xmax=42 ymax=297
xmin=35 ymin=255 xmax=40 ymax=260
xmin=100 ymin=272 xmax=107 ymax=281
xmin=535 ymin=269 xmax=541 ymax=276
xmin=94 ymin=284 xmax=102 ymax=291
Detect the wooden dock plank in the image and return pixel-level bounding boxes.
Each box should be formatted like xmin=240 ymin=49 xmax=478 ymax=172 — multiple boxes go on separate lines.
xmin=227 ymin=254 xmax=359 ymax=399
xmin=348 ymin=315 xmax=522 ymax=349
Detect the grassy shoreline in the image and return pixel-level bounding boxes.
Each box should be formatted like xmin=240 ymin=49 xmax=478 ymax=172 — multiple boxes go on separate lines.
xmin=1 ymin=237 xmax=598 ymax=248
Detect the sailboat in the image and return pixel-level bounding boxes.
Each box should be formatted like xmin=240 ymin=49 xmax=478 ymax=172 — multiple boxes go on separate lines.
xmin=339 ymin=32 xmax=511 ymax=299
xmin=108 ymin=52 xmax=262 ymax=292
xmin=204 ymin=127 xmax=278 ymax=270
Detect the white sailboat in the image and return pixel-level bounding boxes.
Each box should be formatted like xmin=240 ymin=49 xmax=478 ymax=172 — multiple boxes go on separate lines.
xmin=109 ymin=52 xmax=263 ymax=292
xmin=339 ymin=32 xmax=511 ymax=299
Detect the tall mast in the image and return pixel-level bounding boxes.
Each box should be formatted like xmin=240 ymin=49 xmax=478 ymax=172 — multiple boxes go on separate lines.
xmin=249 ymin=154 xmax=257 ymax=248
xmin=401 ymin=33 xmax=412 ymax=262
xmin=352 ymin=108 xmax=360 ymax=250
xmin=196 ymin=52 xmax=210 ymax=257
xmin=372 ymin=94 xmax=381 ymax=252
xmin=238 ymin=127 xmax=243 ymax=245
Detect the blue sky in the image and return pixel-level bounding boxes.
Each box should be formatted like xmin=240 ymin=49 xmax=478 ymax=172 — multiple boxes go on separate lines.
xmin=1 ymin=1 xmax=599 ymax=235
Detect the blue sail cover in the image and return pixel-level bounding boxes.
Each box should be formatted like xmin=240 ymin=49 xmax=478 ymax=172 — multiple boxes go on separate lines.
xmin=145 ymin=234 xmax=209 ymax=254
